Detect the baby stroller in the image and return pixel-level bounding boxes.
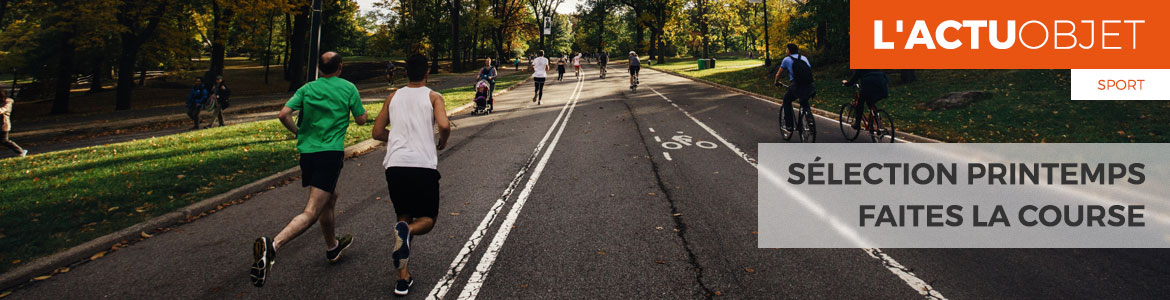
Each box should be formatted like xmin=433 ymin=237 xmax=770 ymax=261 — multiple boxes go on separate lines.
xmin=472 ymin=80 xmax=493 ymax=115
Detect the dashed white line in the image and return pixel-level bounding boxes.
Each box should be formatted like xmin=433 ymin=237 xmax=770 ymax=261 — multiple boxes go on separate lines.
xmin=426 ymin=75 xmax=586 ymax=300
xmin=649 ymin=127 xmax=656 ymax=133
xmin=455 ymin=72 xmax=587 ymax=300
xmin=654 ymin=136 xmax=662 ymax=143
xmin=647 ymin=85 xmax=948 ymax=300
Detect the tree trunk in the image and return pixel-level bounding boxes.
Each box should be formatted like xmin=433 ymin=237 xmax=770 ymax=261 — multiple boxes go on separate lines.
xmin=209 ymin=1 xmax=233 ymax=78
xmin=287 ymin=6 xmax=310 ymax=91
xmin=900 ymin=70 xmax=917 ymax=84
xmin=115 ymin=41 xmax=142 ymax=110
xmin=449 ymin=0 xmax=462 ymax=72
xmin=51 ymin=34 xmax=75 ymax=115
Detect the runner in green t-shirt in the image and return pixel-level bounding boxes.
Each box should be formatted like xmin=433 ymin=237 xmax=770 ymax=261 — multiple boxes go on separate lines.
xmin=250 ymin=51 xmax=368 ymax=288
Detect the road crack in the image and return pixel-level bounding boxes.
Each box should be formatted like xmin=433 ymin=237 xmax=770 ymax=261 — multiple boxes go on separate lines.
xmin=621 ymin=98 xmax=716 ymax=299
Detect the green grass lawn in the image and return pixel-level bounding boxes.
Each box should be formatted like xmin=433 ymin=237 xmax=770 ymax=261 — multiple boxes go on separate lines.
xmin=650 ymin=59 xmax=1170 ymax=143
xmin=0 ymin=78 xmax=526 ymax=273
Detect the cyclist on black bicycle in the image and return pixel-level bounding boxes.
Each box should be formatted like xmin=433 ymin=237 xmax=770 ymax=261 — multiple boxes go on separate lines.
xmin=841 ymin=69 xmax=889 ymax=129
xmin=773 ymin=44 xmax=816 ymax=131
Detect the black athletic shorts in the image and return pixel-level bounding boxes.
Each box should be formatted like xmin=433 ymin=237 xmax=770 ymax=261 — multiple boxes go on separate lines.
xmin=385 ymin=167 xmax=442 ymax=219
xmin=629 ymin=65 xmax=641 ymax=74
xmin=300 ymin=151 xmax=344 ymax=193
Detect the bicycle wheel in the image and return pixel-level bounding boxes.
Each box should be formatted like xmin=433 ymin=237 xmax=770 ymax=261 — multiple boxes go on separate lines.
xmin=800 ymin=109 xmax=817 ymax=143
xmin=870 ymin=109 xmax=896 ymax=143
xmin=779 ymin=109 xmax=794 ymax=141
xmin=838 ymin=103 xmax=860 ymax=141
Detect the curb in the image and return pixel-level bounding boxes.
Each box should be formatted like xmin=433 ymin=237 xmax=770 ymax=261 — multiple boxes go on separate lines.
xmin=647 ymin=67 xmax=944 ymax=144
xmin=0 ymin=73 xmax=532 ymax=293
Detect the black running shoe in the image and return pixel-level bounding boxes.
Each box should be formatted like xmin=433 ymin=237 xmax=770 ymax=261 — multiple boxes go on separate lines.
xmin=394 ymin=276 xmax=414 ymax=296
xmin=250 ymin=237 xmax=276 ymax=287
xmin=392 ymin=221 xmax=411 ymax=270
xmin=326 ymin=234 xmax=353 ymax=263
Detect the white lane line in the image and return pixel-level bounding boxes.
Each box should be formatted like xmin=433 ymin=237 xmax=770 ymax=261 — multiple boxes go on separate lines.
xmin=647 ymin=86 xmax=948 ymax=300
xmin=654 ymin=136 xmax=662 ymax=143
xmin=426 ymin=75 xmax=585 ymax=300
xmin=455 ymin=73 xmax=586 ymax=300
xmin=664 ymin=152 xmax=673 ymax=161
xmin=649 ymin=127 xmax=656 ymax=133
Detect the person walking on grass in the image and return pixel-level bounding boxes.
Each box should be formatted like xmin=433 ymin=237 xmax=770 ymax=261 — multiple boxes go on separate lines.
xmin=0 ymin=90 xmax=27 ymax=157
xmin=250 ymin=51 xmax=369 ymax=288
xmin=371 ymin=54 xmax=451 ymax=296
xmin=531 ymin=50 xmax=550 ymax=105
xmin=186 ymin=77 xmax=209 ymax=130
xmin=206 ymin=75 xmax=231 ymax=128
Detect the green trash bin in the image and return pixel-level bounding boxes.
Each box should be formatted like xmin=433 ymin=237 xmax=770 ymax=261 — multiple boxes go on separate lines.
xmin=697 ymin=59 xmax=707 ymax=70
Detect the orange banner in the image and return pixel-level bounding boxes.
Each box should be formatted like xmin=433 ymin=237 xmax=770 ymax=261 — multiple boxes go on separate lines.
xmin=850 ymin=0 xmax=1170 ymax=69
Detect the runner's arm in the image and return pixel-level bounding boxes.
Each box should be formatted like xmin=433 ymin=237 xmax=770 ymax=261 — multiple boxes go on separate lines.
xmin=372 ymin=92 xmax=395 ymax=142
xmin=431 ymin=91 xmax=451 ymax=150
xmin=277 ymin=106 xmax=298 ymax=135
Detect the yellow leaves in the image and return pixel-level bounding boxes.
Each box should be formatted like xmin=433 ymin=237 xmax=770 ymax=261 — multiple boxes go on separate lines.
xmin=448 ymin=212 xmax=460 ymax=216
xmin=32 ymin=275 xmax=51 ymax=281
xmin=89 ymin=251 xmax=107 ymax=261
xmin=0 ymin=290 xmax=10 ymax=298
xmin=141 ymin=231 xmax=153 ymax=238
xmin=176 ymin=174 xmax=186 ymax=179
xmin=107 ymin=206 xmax=119 ymax=212
xmin=10 ymin=259 xmax=19 ymax=264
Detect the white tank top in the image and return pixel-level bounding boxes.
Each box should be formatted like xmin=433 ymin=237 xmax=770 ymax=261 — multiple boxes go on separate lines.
xmin=383 ymin=86 xmax=438 ymax=170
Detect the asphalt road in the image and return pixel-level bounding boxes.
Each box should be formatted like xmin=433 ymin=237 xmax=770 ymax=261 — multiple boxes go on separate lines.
xmin=9 ymin=64 xmax=1170 ymax=299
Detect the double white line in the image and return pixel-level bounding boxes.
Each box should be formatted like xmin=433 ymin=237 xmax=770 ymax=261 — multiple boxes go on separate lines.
xmin=427 ymin=74 xmax=586 ymax=300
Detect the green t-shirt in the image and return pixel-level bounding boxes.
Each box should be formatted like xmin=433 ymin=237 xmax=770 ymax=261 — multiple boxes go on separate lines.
xmin=285 ymin=77 xmax=366 ymax=153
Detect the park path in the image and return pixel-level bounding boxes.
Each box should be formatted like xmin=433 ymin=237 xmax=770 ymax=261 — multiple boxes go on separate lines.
xmin=0 ymin=68 xmax=521 ymax=158
xmin=7 ymin=64 xmax=1170 ymax=299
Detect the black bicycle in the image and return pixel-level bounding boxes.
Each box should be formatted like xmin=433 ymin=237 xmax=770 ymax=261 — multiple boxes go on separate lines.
xmin=776 ymin=82 xmax=816 ymax=143
xmin=838 ymin=83 xmax=895 ymax=143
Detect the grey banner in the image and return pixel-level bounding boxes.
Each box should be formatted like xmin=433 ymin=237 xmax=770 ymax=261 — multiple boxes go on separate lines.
xmin=758 ymin=143 xmax=1170 ymax=248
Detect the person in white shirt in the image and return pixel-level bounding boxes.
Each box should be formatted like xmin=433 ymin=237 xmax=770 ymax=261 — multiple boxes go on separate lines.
xmin=531 ymin=50 xmax=550 ymax=105
xmin=371 ymin=54 xmax=451 ymax=296
xmin=572 ymin=52 xmax=582 ymax=78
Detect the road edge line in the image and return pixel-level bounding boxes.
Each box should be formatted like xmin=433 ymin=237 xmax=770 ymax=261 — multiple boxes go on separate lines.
xmin=645 ymin=66 xmax=943 ymax=144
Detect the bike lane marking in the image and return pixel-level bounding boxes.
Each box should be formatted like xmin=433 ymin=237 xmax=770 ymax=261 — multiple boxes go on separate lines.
xmin=452 ymin=72 xmax=587 ymax=300
xmin=426 ymin=75 xmax=586 ymax=300
xmin=647 ymin=86 xmax=948 ymax=300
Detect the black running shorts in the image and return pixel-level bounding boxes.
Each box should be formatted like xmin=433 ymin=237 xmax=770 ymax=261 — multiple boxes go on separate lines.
xmin=385 ymin=167 xmax=442 ymax=219
xmin=300 ymin=151 xmax=344 ymax=193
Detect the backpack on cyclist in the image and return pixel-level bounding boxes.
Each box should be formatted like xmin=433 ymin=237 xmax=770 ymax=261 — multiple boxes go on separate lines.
xmin=789 ymin=54 xmax=814 ymax=86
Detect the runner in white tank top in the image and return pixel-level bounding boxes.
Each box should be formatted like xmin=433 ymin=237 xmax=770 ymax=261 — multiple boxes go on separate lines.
xmin=382 ymin=86 xmax=440 ymax=169
xmin=372 ymin=54 xmax=451 ymax=296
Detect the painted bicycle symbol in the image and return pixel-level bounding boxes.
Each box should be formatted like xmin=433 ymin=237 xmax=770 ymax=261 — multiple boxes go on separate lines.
xmin=661 ymin=132 xmax=718 ymax=150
